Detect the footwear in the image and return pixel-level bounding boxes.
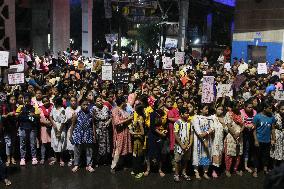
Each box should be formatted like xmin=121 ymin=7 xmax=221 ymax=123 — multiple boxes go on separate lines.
xmin=32 ymin=158 xmax=38 ymax=165
xmin=20 ymin=159 xmax=26 ymax=166
xmin=49 ymin=159 xmax=56 ymax=166
xmin=212 ymin=170 xmax=218 ymax=178
xmin=236 ymin=170 xmax=243 ymax=176
xmin=40 ymin=159 xmax=45 ymax=165
xmin=203 ymin=172 xmax=210 ymax=180
xmin=135 ymin=173 xmax=144 ymax=179
xmin=144 ymin=170 xmax=150 ymax=177
xmin=195 ymin=171 xmax=201 ymax=180
xmin=6 ymin=158 xmax=11 ymax=167
xmin=11 ymin=158 xmax=17 ymax=165
xmin=72 ymin=166 xmax=80 ymax=173
xmin=59 ymin=162 xmax=65 ymax=167
xmin=68 ymin=160 xmax=73 ymax=167
xmin=245 ymin=167 xmax=253 ymax=173
xmin=86 ymin=166 xmax=95 ymax=173
xmin=110 ymin=168 xmax=116 ymax=174
xmin=131 ymin=171 xmax=135 ymax=175
xmin=4 ymin=179 xmax=12 ymax=186
xmin=174 ymin=175 xmax=180 ymax=182
xmin=225 ymin=171 xmax=231 ymax=177
xmin=182 ymin=173 xmax=191 ymax=181
xmin=159 ymin=171 xmax=165 ymax=177
xmin=252 ymin=171 xmax=258 ymax=178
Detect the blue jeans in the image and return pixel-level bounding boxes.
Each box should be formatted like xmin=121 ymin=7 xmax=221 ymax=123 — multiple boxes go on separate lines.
xmin=19 ymin=128 xmax=37 ymax=159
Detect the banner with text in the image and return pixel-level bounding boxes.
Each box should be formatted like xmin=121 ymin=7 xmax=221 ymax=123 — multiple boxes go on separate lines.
xmin=201 ymin=76 xmax=215 ymax=103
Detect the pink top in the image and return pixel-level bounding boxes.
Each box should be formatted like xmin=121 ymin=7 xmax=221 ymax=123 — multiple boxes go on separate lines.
xmin=240 ymin=109 xmax=257 ymax=127
xmin=167 ymin=107 xmax=180 ymax=151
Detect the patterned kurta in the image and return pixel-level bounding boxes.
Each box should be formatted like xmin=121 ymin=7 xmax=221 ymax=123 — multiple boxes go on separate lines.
xmin=50 ymin=107 xmax=67 ymax=152
xmin=211 ymin=115 xmax=224 ymax=167
xmin=270 ymin=113 xmax=284 ymax=160
xmin=72 ymin=110 xmax=94 ymax=144
xmin=92 ymin=105 xmax=111 ymax=157
xmin=224 ymin=112 xmax=243 ymax=156
xmin=112 ymin=107 xmax=132 ymax=157
xmin=191 ymin=115 xmax=213 ymax=166
xmin=65 ymin=106 xmax=81 ymax=150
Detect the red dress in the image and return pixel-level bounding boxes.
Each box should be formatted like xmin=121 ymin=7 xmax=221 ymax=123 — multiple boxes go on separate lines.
xmin=167 ymin=107 xmax=180 ymax=151
xmin=111 ymin=107 xmax=132 ymax=157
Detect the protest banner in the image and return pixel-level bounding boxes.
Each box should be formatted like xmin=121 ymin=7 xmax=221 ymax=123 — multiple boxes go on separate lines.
xmin=8 ymin=73 xmax=25 ymax=85
xmin=201 ymin=76 xmax=215 ymax=103
xmin=162 ymin=56 xmax=173 ymax=70
xmin=175 ymin=52 xmax=185 ymax=65
xmin=114 ymin=72 xmax=130 ymax=86
xmin=9 ymin=64 xmax=24 ymax=72
xmin=216 ymin=84 xmax=233 ymax=98
xmin=102 ymin=65 xmax=113 ymax=81
xmin=257 ymin=63 xmax=268 ymax=74
xmin=165 ymin=38 xmax=178 ymax=49
xmin=105 ymin=34 xmax=118 ymax=52
xmin=224 ymin=62 xmax=231 ymax=72
xmin=274 ymin=90 xmax=284 ymax=101
xmin=0 ymin=51 xmax=9 ymax=67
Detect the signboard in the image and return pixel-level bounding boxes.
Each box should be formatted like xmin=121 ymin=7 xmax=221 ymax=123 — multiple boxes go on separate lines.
xmin=175 ymin=52 xmax=185 ymax=65
xmin=274 ymin=90 xmax=284 ymax=101
xmin=257 ymin=63 xmax=268 ymax=74
xmin=102 ymin=65 xmax=113 ymax=81
xmin=114 ymin=72 xmax=130 ymax=85
xmin=201 ymin=76 xmax=215 ymax=103
xmin=216 ymin=84 xmax=233 ymax=98
xmin=8 ymin=73 xmax=25 ymax=85
xmin=165 ymin=38 xmax=178 ymax=49
xmin=91 ymin=59 xmax=104 ymax=72
xmin=162 ymin=56 xmax=173 ymax=70
xmin=224 ymin=62 xmax=231 ymax=71
xmin=0 ymin=51 xmax=9 ymax=67
xmin=105 ymin=34 xmax=118 ymax=45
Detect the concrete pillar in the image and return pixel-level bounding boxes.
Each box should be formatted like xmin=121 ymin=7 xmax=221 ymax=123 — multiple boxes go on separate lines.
xmin=1 ymin=0 xmax=16 ymax=58
xmin=82 ymin=0 xmax=93 ymax=57
xmin=31 ymin=0 xmax=49 ymax=55
xmin=51 ymin=0 xmax=70 ymax=57
xmin=178 ymin=0 xmax=189 ymax=51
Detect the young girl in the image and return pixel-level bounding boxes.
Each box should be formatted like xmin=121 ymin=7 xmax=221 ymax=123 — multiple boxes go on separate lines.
xmin=2 ymin=95 xmax=17 ymax=166
xmin=211 ymin=105 xmax=225 ymax=178
xmin=191 ymin=104 xmax=214 ymax=180
xmin=39 ymin=96 xmax=54 ymax=165
xmin=65 ymin=97 xmax=80 ymax=167
xmin=224 ymin=101 xmax=244 ymax=177
xmin=130 ymin=104 xmax=145 ymax=179
xmin=50 ymin=97 xmax=67 ymax=167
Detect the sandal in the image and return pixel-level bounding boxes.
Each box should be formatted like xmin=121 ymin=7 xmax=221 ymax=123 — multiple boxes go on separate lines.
xmin=252 ymin=171 xmax=258 ymax=178
xmin=59 ymin=162 xmax=65 ymax=167
xmin=11 ymin=158 xmax=17 ymax=165
xmin=159 ymin=171 xmax=165 ymax=177
xmin=195 ymin=171 xmax=201 ymax=180
xmin=182 ymin=173 xmax=191 ymax=181
xmin=86 ymin=166 xmax=95 ymax=173
xmin=144 ymin=170 xmax=150 ymax=177
xmin=4 ymin=179 xmax=12 ymax=186
xmin=49 ymin=160 xmax=56 ymax=166
xmin=245 ymin=167 xmax=253 ymax=173
xmin=72 ymin=166 xmax=80 ymax=173
xmin=174 ymin=175 xmax=180 ymax=182
xmin=203 ymin=172 xmax=210 ymax=180
xmin=225 ymin=171 xmax=231 ymax=178
xmin=236 ymin=170 xmax=243 ymax=176
xmin=212 ymin=170 xmax=218 ymax=178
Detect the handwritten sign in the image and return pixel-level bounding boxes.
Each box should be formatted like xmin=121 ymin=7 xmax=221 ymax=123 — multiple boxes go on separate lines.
xmin=114 ymin=72 xmax=130 ymax=86
xmin=224 ymin=62 xmax=231 ymax=71
xmin=175 ymin=52 xmax=185 ymax=65
xmin=0 ymin=51 xmax=9 ymax=67
xmin=201 ymin=76 xmax=215 ymax=103
xmin=162 ymin=57 xmax=173 ymax=70
xmin=274 ymin=90 xmax=284 ymax=101
xmin=257 ymin=63 xmax=268 ymax=74
xmin=102 ymin=65 xmax=113 ymax=81
xmin=216 ymin=84 xmax=233 ymax=98
xmin=8 ymin=73 xmax=25 ymax=85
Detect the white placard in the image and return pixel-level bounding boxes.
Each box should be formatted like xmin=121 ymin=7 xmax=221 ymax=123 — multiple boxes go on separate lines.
xmin=8 ymin=73 xmax=25 ymax=85
xmin=216 ymin=84 xmax=233 ymax=98
xmin=165 ymin=38 xmax=178 ymax=49
xmin=10 ymin=64 xmax=24 ymax=72
xmin=201 ymin=76 xmax=215 ymax=103
xmin=0 ymin=51 xmax=9 ymax=67
xmin=258 ymin=63 xmax=268 ymax=74
xmin=175 ymin=52 xmax=185 ymax=65
xmin=162 ymin=56 xmax=173 ymax=70
xmin=102 ymin=65 xmax=113 ymax=81
xmin=224 ymin=62 xmax=231 ymax=71
xmin=105 ymin=34 xmax=118 ymax=45
xmin=274 ymin=90 xmax=284 ymax=101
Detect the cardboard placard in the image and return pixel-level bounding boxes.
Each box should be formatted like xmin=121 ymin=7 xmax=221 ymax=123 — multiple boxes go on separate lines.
xmin=201 ymin=76 xmax=215 ymax=103
xmin=114 ymin=72 xmax=130 ymax=85
xmin=91 ymin=59 xmax=104 ymax=72
xmin=216 ymin=84 xmax=233 ymax=98
xmin=162 ymin=57 xmax=173 ymax=70
xmin=0 ymin=51 xmax=9 ymax=67
xmin=102 ymin=65 xmax=113 ymax=81
xmin=274 ymin=90 xmax=284 ymax=101
xmin=8 ymin=73 xmax=25 ymax=85
xmin=175 ymin=52 xmax=185 ymax=65
xmin=257 ymin=63 xmax=268 ymax=74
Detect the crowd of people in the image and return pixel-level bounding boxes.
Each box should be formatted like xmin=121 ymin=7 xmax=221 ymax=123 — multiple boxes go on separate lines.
xmin=0 ymin=48 xmax=284 ymax=186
